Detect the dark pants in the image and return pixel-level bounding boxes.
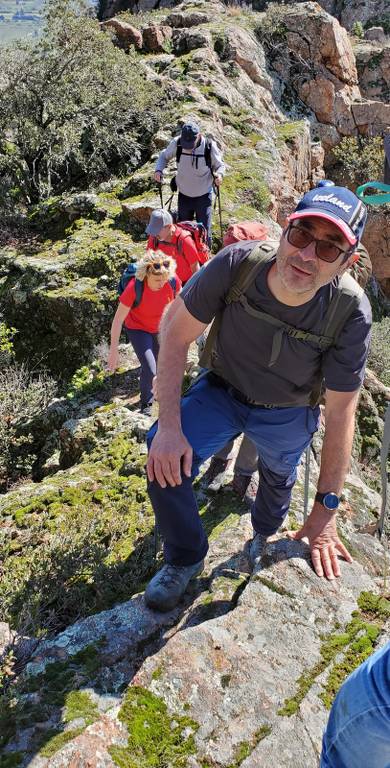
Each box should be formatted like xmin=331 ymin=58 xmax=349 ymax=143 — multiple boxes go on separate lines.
xmin=147 ymin=374 xmax=320 ymax=566
xmin=178 ymin=191 xmax=213 ymax=246
xmin=125 ymin=328 xmax=159 ymax=408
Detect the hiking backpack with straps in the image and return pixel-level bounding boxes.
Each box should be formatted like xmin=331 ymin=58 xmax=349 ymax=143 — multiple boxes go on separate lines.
xmin=170 ymin=137 xmax=214 ymax=194
xmin=175 ymin=137 xmax=212 ymax=170
xmin=153 ymin=222 xmax=210 ymax=265
xmin=199 ymin=240 xmax=367 ymax=407
xmin=118 ymin=263 xmax=176 ymax=308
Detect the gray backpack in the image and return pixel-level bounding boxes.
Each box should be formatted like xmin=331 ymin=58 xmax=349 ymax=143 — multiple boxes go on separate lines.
xmin=199 ymin=240 xmax=366 ymax=407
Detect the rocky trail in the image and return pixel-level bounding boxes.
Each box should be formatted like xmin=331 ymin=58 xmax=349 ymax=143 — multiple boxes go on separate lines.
xmin=0 ymin=0 xmax=389 ymax=766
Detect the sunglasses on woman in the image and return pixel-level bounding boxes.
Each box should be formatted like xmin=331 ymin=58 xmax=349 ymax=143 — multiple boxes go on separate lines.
xmin=148 ymin=260 xmax=171 ymax=272
xmin=286 ymin=223 xmax=353 ymax=263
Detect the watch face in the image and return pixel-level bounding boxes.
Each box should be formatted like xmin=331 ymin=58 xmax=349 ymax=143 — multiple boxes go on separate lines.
xmin=323 ymin=493 xmax=339 ymax=511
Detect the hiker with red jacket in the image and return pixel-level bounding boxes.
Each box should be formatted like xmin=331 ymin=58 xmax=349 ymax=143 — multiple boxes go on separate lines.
xmin=146 ymin=209 xmax=202 ymax=286
xmin=154 ymin=121 xmax=225 ymax=245
xmin=145 ymin=183 xmax=372 ymax=612
xmin=108 ymin=251 xmax=180 ymax=416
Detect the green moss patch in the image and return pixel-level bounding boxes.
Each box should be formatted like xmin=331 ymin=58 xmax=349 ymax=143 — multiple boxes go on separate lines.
xmin=0 ymin=644 xmax=103 ymax=759
xmin=109 ymin=686 xmax=198 ymax=768
xmin=226 ymin=726 xmax=272 ymax=767
xmin=278 ymin=591 xmax=389 ymax=716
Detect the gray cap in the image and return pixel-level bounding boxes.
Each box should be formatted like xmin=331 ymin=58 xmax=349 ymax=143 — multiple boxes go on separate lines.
xmin=145 ymin=209 xmax=173 ymax=236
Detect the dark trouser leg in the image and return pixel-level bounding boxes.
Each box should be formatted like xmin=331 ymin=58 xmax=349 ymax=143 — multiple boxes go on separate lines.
xmin=125 ymin=329 xmax=158 ymax=408
xmin=244 ymin=405 xmax=320 ymax=536
xmin=214 ymin=439 xmax=235 ymax=462
xmin=147 ymin=376 xmax=246 ymax=566
xmin=193 ymin=192 xmax=213 ymax=247
xmin=177 ymin=192 xmax=195 ymax=224
xmin=234 ymin=436 xmax=258 ymax=477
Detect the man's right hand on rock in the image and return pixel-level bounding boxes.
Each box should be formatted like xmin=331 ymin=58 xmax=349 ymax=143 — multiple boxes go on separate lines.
xmin=147 ymin=428 xmax=193 ymax=488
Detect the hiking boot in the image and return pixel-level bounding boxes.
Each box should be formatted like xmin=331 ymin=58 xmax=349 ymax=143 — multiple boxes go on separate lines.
xmin=203 ymin=456 xmax=233 ymax=491
xmin=232 ymin=473 xmax=259 ymax=501
xmin=144 ymin=559 xmax=204 ymax=612
xmin=248 ymin=531 xmax=269 ymax=570
xmin=141 ymin=404 xmax=153 ymax=417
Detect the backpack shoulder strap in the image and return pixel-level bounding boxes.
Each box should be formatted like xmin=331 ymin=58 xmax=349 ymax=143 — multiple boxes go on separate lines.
xmin=169 ymin=277 xmax=177 ymax=297
xmin=205 ymin=139 xmax=212 ymax=170
xmin=176 ymin=139 xmax=182 ymax=164
xmin=226 ymin=240 xmax=279 ymax=304
xmin=131 ymin=278 xmax=144 ymax=309
xmin=199 ymin=241 xmax=278 ymax=370
xmin=320 ymin=272 xmax=364 ymax=343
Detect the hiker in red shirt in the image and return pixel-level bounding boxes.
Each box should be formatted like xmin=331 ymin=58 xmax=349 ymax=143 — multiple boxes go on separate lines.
xmin=146 ymin=209 xmax=200 ymax=285
xmin=108 ymin=251 xmax=181 ymax=415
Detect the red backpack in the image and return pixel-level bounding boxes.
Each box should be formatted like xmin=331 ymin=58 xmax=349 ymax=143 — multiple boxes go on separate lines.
xmin=153 ymin=221 xmax=210 ymax=265
xmin=223 ymin=220 xmax=270 ymax=247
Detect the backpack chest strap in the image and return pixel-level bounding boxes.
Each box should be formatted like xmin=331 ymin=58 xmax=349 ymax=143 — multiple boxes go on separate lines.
xmin=238 ymin=294 xmax=333 ymax=367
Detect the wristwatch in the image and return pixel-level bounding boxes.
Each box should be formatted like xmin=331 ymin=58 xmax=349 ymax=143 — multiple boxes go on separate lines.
xmin=315 ymin=491 xmax=340 ymax=512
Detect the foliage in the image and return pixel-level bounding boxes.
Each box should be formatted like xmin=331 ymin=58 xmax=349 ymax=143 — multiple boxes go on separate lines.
xmin=352 ymin=21 xmax=364 ymax=39
xmin=0 ymin=323 xmax=16 ymax=369
xmin=0 ymin=0 xmax=167 ymax=206
xmin=368 ymin=318 xmax=390 ymax=387
xmin=0 ymin=363 xmax=57 ymax=490
xmin=332 ymin=136 xmax=384 ymax=187
xmin=0 ymin=433 xmax=155 ymax=637
xmin=66 ymin=361 xmax=107 ymax=400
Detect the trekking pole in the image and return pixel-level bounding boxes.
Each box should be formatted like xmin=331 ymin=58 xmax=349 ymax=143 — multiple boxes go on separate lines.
xmin=158 ymin=182 xmax=164 ymax=209
xmin=216 ymin=185 xmax=223 ymax=240
xmin=378 ymin=403 xmax=390 ymax=540
xmin=303 ymin=443 xmax=311 ymax=523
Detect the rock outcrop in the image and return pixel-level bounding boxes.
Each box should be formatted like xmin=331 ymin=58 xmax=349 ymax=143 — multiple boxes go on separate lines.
xmin=0 ymin=391 xmax=388 ymax=766
xmin=354 ymin=39 xmax=390 ymax=101
xmin=0 ymin=3 xmax=390 ymax=761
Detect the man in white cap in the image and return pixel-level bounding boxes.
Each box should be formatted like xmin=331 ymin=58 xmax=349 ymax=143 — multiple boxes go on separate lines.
xmin=154 ymin=121 xmax=225 ymax=245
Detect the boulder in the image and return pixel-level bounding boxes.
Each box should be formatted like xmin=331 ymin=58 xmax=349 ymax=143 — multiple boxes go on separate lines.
xmin=362 ymin=207 xmax=390 ymax=285
xmin=172 ymin=27 xmax=211 ymax=55
xmin=352 ymin=99 xmax=390 ymax=134
xmin=355 ymin=41 xmax=390 ymax=101
xmin=142 ymin=24 xmax=173 ymax=53
xmin=100 ymin=17 xmax=143 ymax=48
xmin=221 ymin=27 xmax=273 ymax=90
xmin=365 ymin=26 xmax=387 ymax=43
xmin=165 ymin=11 xmax=209 ymax=27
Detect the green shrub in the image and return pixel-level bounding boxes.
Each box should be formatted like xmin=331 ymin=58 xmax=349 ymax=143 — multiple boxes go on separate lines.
xmin=0 ymin=323 xmax=16 ymax=369
xmin=332 ymin=137 xmax=384 ymax=187
xmin=368 ymin=319 xmax=390 ymax=387
xmin=352 ymin=21 xmax=364 ymax=39
xmin=0 ymin=0 xmax=167 ymax=206
xmin=0 ymin=363 xmax=57 ymax=490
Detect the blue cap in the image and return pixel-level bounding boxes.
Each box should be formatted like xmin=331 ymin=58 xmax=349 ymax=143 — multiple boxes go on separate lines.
xmin=290 ymin=183 xmax=367 ymax=245
xmin=145 ymin=208 xmax=173 ymax=236
xmin=180 ymin=122 xmax=200 ymax=149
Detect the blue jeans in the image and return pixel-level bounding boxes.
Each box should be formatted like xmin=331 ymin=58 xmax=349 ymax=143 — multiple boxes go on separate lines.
xmin=147 ymin=374 xmax=319 ymax=566
xmin=321 ymin=642 xmax=390 ymax=768
xmin=125 ymin=328 xmax=159 ymax=408
xmin=178 ymin=191 xmax=213 ymax=246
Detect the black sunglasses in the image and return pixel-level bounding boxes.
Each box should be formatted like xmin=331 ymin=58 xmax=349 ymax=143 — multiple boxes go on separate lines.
xmin=148 ymin=260 xmax=170 ymax=272
xmin=286 ymin=223 xmax=353 ymax=263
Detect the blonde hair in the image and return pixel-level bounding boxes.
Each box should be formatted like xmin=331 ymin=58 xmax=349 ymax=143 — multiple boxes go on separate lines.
xmin=135 ymin=249 xmax=176 ymax=282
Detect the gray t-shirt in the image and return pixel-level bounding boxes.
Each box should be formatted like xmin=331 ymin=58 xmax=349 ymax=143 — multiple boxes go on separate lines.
xmin=180 ymin=241 xmax=372 ymax=406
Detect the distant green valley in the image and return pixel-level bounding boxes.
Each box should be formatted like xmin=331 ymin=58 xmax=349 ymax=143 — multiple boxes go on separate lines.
xmin=0 ymin=0 xmax=95 ymax=43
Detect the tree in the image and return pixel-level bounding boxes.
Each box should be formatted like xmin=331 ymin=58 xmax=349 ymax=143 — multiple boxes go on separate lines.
xmin=0 ymin=0 xmax=166 ymax=204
